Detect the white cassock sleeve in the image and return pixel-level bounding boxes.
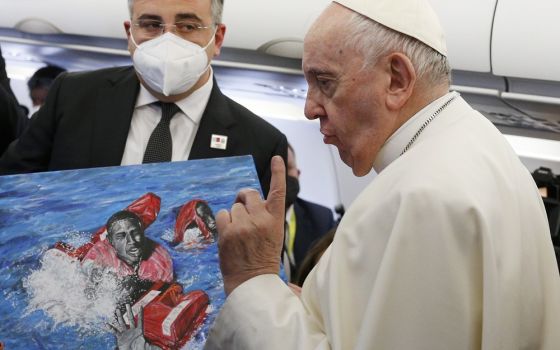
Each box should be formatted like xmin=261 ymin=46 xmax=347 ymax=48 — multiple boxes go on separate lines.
xmin=204 ymin=274 xmax=331 ymax=349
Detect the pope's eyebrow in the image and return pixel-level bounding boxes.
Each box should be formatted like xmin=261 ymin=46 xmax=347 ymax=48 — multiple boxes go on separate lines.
xmin=307 ymin=65 xmax=333 ymax=75
xmin=305 ymin=68 xmax=321 ymax=78
xmin=307 ymin=68 xmax=337 ymax=81
xmin=136 ymin=14 xmax=163 ymax=21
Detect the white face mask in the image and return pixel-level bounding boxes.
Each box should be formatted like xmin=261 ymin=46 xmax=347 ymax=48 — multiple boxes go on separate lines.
xmin=130 ymin=31 xmax=215 ymax=96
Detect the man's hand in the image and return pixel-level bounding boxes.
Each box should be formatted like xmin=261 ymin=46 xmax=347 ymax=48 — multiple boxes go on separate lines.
xmin=110 ymin=304 xmax=159 ymax=350
xmin=216 ymin=156 xmax=286 ymax=295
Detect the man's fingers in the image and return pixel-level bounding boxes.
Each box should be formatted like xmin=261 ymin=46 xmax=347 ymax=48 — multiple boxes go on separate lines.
xmin=235 ymin=188 xmax=265 ymax=214
xmin=230 ymin=202 xmax=250 ymax=224
xmin=116 ymin=308 xmax=126 ymax=327
xmin=125 ymin=304 xmax=135 ymax=328
xmin=137 ymin=306 xmax=144 ymax=330
xmin=107 ymin=322 xmax=123 ymax=334
xmin=234 ymin=188 xmax=262 ymax=204
xmin=217 ymin=203 xmax=257 ymax=236
xmin=266 ymin=155 xmax=286 ymax=218
xmin=216 ymin=209 xmax=231 ymax=234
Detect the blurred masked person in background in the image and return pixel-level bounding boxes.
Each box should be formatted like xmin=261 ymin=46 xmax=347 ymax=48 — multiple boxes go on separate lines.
xmin=283 ymin=143 xmax=335 ymax=283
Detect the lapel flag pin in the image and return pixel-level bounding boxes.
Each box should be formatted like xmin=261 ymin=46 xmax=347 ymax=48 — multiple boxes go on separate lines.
xmin=210 ymin=134 xmax=228 ymax=150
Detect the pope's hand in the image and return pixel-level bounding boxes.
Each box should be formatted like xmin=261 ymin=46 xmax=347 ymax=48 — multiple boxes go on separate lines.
xmin=216 ymin=156 xmax=286 ymax=296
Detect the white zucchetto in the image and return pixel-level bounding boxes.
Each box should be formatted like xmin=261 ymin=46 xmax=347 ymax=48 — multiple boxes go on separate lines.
xmin=334 ymin=0 xmax=447 ymax=56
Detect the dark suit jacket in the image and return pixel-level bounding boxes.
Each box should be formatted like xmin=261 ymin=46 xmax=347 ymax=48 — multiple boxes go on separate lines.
xmin=292 ymin=197 xmax=336 ymax=270
xmin=0 ymin=85 xmax=25 ymax=156
xmin=1 ymin=54 xmax=29 ymax=156
xmin=0 ymin=66 xmax=287 ymax=195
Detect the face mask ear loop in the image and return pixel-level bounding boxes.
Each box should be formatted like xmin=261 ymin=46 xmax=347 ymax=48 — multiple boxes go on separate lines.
xmin=201 ymin=26 xmax=219 ymax=51
xmin=198 ymin=27 xmax=219 ymax=76
xmin=129 ymin=27 xmax=141 ymax=49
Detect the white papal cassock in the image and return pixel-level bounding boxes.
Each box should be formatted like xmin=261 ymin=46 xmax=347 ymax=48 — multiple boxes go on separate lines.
xmin=205 ymin=92 xmax=560 ymax=350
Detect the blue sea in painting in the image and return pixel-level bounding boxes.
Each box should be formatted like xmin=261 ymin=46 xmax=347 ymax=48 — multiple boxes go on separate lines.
xmin=0 ymin=156 xmax=262 ymax=350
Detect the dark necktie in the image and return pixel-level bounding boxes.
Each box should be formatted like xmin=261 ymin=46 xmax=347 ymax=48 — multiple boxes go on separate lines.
xmin=142 ymin=102 xmax=180 ymax=163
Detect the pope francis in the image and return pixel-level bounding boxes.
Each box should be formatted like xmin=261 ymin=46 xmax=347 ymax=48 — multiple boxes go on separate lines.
xmin=204 ymin=0 xmax=560 ymax=349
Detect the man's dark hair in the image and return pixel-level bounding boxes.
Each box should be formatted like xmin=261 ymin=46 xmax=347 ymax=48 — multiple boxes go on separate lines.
xmin=195 ymin=201 xmax=212 ymax=219
xmin=106 ymin=210 xmax=144 ymax=234
xmin=27 ymin=65 xmax=66 ymax=90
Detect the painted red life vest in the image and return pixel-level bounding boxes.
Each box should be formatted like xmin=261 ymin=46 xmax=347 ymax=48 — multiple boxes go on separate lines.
xmin=173 ymin=199 xmax=213 ymax=243
xmin=129 ymin=282 xmax=209 ymax=349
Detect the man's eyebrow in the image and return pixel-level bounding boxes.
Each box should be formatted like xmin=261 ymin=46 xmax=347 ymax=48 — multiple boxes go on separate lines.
xmin=136 ymin=14 xmax=163 ymax=21
xmin=175 ymin=13 xmax=204 ymax=22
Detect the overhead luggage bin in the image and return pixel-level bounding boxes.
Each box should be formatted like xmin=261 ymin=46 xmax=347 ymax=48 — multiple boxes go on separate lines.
xmin=491 ymin=0 xmax=560 ymax=82
xmin=428 ymin=0 xmax=496 ymax=73
xmin=0 ymin=0 xmax=128 ymax=38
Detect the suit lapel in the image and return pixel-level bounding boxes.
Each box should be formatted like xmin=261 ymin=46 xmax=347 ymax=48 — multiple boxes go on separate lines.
xmin=189 ymin=79 xmax=237 ymax=160
xmin=90 ymin=68 xmax=140 ymax=167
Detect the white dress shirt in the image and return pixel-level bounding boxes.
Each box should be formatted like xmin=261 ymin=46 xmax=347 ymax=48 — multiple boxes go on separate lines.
xmin=120 ymin=71 xmax=214 ymax=165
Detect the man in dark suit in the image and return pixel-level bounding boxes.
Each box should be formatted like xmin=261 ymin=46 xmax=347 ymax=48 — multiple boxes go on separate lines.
xmin=0 ymin=0 xmax=286 ymax=196
xmin=284 ymin=144 xmax=335 ymax=282
xmin=1 ymin=46 xmax=29 ymax=155
xmin=0 ymin=85 xmax=24 ymax=156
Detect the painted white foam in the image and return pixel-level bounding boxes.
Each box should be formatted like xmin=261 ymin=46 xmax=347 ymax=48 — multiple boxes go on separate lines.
xmin=24 ymin=249 xmax=124 ymax=332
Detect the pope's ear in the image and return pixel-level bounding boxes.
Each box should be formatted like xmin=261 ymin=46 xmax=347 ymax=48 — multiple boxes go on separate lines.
xmin=385 ymin=52 xmax=416 ymax=111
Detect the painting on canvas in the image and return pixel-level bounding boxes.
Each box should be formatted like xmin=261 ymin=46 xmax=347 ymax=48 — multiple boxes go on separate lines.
xmin=0 ymin=156 xmax=261 ymax=349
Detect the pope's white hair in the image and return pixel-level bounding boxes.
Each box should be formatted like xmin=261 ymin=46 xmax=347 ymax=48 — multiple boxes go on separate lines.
xmin=343 ymin=11 xmax=451 ymax=87
xmin=127 ymin=0 xmax=224 ymax=25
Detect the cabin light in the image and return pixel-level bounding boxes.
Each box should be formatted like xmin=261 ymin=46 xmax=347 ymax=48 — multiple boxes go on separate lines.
xmin=15 ymin=18 xmax=62 ymax=35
